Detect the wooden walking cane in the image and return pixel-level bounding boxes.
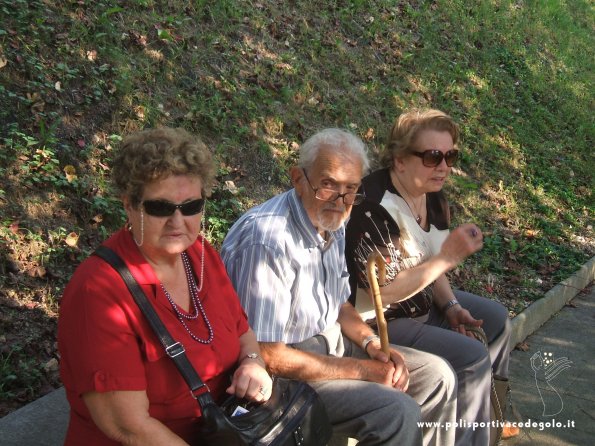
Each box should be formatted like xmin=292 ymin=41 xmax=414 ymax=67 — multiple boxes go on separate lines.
xmin=366 ymin=252 xmax=390 ymax=355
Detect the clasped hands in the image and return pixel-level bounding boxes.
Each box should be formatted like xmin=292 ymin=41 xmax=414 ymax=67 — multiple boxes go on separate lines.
xmin=365 ymin=341 xmax=410 ymax=392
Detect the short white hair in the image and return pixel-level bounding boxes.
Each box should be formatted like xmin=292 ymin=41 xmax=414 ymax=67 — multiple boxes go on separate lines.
xmin=298 ymin=128 xmax=370 ymax=174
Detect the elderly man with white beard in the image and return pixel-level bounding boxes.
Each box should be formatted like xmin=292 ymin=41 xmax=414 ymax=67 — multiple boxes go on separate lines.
xmin=221 ymin=128 xmax=457 ymax=446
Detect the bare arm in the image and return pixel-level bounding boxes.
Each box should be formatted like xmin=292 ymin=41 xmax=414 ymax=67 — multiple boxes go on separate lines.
xmin=377 ymin=223 xmax=483 ymax=305
xmin=259 ymin=303 xmax=407 ymax=390
xmin=83 ymin=391 xmax=188 ymax=446
xmin=226 ymin=328 xmax=273 ymax=401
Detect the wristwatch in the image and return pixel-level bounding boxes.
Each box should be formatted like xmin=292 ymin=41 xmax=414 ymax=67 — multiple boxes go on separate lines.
xmin=441 ymin=299 xmax=460 ymax=313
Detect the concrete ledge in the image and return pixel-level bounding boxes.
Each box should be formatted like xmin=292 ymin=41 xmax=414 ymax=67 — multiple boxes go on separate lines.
xmin=509 ymin=255 xmax=595 ymax=350
xmin=0 ymin=387 xmax=68 ymax=446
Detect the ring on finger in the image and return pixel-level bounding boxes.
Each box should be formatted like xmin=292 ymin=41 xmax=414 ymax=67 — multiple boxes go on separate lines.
xmin=258 ymin=386 xmax=267 ymax=396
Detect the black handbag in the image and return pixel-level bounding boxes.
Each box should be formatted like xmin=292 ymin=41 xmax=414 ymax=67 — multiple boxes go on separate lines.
xmin=201 ymin=376 xmax=331 ymax=445
xmin=95 ymin=245 xmax=333 ymax=446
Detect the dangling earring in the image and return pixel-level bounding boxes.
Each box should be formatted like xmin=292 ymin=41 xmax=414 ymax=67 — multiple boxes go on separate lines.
xmin=201 ymin=200 xmax=207 ymax=235
xmin=131 ymin=210 xmax=144 ymax=247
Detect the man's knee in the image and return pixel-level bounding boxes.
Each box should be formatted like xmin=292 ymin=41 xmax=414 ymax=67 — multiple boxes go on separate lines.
xmin=411 ymin=350 xmax=457 ymax=397
xmin=432 ymin=355 xmax=457 ymax=398
xmin=379 ymin=393 xmax=421 ymax=442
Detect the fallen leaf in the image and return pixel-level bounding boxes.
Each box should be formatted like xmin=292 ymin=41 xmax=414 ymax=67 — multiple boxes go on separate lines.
xmin=364 ymin=127 xmax=375 ymax=140
xmin=63 ymin=165 xmax=77 ymax=182
xmin=9 ymin=221 xmax=20 ymax=234
xmin=134 ymin=105 xmax=146 ymax=120
xmin=224 ymin=180 xmax=240 ymax=195
xmin=43 ymin=358 xmax=59 ymax=373
xmin=27 ymin=266 xmax=47 ymax=278
xmin=0 ymin=57 xmax=7 ymax=69
xmin=55 ymin=81 xmax=61 ymax=91
xmin=65 ymin=232 xmax=79 ymax=247
xmin=515 ymin=342 xmax=530 ymax=351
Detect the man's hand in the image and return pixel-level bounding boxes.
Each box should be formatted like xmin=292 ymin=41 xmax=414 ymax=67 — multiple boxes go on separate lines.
xmin=446 ymin=305 xmax=483 ymax=338
xmin=365 ymin=342 xmax=409 ymax=392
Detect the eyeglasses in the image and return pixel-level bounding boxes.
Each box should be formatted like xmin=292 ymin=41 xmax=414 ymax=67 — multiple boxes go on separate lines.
xmin=142 ymin=198 xmax=205 ymax=217
xmin=411 ymin=149 xmax=459 ymax=167
xmin=302 ymin=169 xmax=365 ymax=206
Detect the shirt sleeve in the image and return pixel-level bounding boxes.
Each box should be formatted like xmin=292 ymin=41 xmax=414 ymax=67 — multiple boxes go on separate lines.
xmin=58 ymin=260 xmax=149 ymax=395
xmin=224 ymin=242 xmax=294 ymax=343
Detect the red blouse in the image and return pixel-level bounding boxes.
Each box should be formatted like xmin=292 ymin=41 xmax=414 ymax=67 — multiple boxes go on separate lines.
xmin=58 ymin=228 xmax=249 ymax=445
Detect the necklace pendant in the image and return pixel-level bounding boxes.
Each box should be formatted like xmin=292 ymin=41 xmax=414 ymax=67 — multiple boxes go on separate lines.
xmin=416 ymin=215 xmax=422 ymax=224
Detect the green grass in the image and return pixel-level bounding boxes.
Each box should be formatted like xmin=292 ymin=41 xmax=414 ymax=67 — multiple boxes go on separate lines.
xmin=0 ymin=0 xmax=593 ymax=407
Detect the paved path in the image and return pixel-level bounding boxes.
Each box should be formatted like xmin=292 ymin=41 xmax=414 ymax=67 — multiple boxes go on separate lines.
xmin=504 ymin=283 xmax=595 ymax=445
xmin=1 ymin=282 xmax=593 ymax=445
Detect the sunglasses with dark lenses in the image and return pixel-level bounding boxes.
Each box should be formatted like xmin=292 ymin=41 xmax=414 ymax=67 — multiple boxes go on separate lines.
xmin=411 ymin=149 xmax=459 ymax=167
xmin=142 ymin=198 xmax=205 ymax=217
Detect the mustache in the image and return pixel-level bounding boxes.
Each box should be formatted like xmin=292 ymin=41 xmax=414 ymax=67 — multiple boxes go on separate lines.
xmin=321 ymin=202 xmax=346 ymax=212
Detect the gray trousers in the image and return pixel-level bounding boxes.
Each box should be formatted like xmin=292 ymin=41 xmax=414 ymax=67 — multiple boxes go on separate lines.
xmin=387 ymin=290 xmax=512 ymax=446
xmin=291 ymin=323 xmax=456 ymax=446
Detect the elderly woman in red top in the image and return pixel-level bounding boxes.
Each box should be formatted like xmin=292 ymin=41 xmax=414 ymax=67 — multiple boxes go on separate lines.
xmin=58 ymin=127 xmax=271 ymax=445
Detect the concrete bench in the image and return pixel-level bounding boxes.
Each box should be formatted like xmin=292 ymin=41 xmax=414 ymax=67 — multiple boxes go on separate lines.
xmin=0 ymin=388 xmax=357 ymax=445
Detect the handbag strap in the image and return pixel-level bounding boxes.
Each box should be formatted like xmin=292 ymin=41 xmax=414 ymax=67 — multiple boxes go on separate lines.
xmin=94 ymin=245 xmax=216 ymax=410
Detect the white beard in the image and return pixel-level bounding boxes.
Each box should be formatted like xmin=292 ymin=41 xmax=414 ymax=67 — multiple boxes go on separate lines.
xmin=317 ymin=204 xmax=347 ymax=232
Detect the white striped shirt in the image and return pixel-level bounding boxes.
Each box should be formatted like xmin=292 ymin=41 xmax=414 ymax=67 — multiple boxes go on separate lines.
xmin=221 ymin=189 xmax=350 ymax=344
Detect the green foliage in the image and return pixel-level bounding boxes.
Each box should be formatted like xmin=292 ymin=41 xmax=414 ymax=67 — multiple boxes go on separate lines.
xmin=0 ymin=0 xmax=591 ymax=351
xmin=0 ymin=347 xmax=44 ymax=400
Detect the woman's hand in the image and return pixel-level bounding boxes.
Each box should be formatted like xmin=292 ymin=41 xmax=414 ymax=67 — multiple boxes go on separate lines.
xmin=231 ymin=328 xmax=273 ymax=402
xmin=439 ymin=223 xmax=483 ymax=268
xmin=445 ymin=304 xmax=483 ymax=338
xmin=226 ymin=359 xmax=273 ymax=402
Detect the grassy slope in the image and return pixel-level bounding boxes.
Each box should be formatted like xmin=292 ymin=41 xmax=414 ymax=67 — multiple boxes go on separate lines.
xmin=0 ymin=0 xmax=593 ymax=412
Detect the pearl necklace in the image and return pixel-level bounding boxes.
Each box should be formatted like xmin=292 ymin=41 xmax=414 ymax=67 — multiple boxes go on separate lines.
xmin=161 ymin=245 xmax=213 ymax=344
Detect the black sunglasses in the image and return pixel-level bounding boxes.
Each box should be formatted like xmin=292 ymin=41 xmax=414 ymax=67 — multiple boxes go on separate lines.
xmin=411 ymin=149 xmax=459 ymax=167
xmin=142 ymin=198 xmax=205 ymax=217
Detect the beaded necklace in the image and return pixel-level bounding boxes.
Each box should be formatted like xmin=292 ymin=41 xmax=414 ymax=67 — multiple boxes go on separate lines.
xmin=160 ymin=240 xmax=213 ymax=344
